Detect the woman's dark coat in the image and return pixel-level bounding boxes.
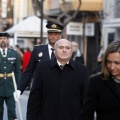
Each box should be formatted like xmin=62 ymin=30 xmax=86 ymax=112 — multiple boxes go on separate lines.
xmin=79 ymin=74 xmax=120 ymax=120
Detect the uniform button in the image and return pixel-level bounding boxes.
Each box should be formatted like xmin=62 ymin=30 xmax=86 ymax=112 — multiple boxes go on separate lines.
xmin=39 ymin=60 xmax=41 ymax=62
xmin=4 ymin=78 xmax=6 ymax=79
xmin=4 ymin=62 xmax=6 ymax=63
xmin=4 ymin=67 xmax=6 ymax=69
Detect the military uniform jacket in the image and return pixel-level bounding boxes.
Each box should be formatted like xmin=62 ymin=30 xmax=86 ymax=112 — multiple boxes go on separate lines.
xmin=18 ymin=44 xmax=50 ymax=94
xmin=0 ymin=48 xmax=21 ymax=97
xmin=27 ymin=58 xmax=89 ymax=120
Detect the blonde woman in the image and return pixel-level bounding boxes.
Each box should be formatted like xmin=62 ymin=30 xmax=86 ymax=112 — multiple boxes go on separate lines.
xmin=79 ymin=41 xmax=120 ymax=120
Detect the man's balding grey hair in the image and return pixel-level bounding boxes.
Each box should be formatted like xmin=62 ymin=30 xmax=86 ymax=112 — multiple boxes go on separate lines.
xmin=55 ymin=39 xmax=72 ymax=48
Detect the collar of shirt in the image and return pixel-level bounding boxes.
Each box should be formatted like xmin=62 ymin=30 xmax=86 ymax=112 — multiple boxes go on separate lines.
xmin=48 ymin=44 xmax=54 ymax=59
xmin=57 ymin=60 xmax=69 ymax=67
xmin=50 ymin=58 xmax=75 ymax=70
xmin=0 ymin=48 xmax=7 ymax=56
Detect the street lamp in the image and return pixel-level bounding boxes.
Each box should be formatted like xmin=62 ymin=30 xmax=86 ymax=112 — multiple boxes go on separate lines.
xmin=40 ymin=0 xmax=44 ymax=43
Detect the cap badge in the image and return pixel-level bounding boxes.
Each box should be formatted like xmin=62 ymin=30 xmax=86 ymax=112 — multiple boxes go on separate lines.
xmin=51 ymin=24 xmax=57 ymax=28
xmin=38 ymin=52 xmax=43 ymax=57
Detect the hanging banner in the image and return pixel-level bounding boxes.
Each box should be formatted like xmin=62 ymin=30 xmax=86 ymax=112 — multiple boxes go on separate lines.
xmin=85 ymin=23 xmax=95 ymax=36
xmin=66 ymin=22 xmax=83 ymax=35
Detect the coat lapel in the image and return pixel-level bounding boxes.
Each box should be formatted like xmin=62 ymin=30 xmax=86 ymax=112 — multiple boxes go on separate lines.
xmin=7 ymin=48 xmax=12 ymax=58
xmin=43 ymin=44 xmax=50 ymax=60
xmin=0 ymin=51 xmax=2 ymax=58
xmin=105 ymin=78 xmax=120 ymax=100
xmin=0 ymin=51 xmax=3 ymax=62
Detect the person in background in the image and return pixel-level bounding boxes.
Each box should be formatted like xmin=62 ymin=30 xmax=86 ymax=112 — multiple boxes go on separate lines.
xmin=27 ymin=39 xmax=88 ymax=120
xmin=97 ymin=45 xmax=104 ymax=65
xmin=93 ymin=63 xmax=102 ymax=74
xmin=15 ymin=45 xmax=23 ymax=70
xmin=93 ymin=46 xmax=104 ymax=74
xmin=79 ymin=40 xmax=120 ymax=120
xmin=22 ymin=47 xmax=31 ymax=73
xmin=71 ymin=41 xmax=84 ymax=64
xmin=9 ymin=45 xmax=14 ymax=49
xmin=22 ymin=47 xmax=31 ymax=90
xmin=13 ymin=23 xmax=64 ymax=101
xmin=0 ymin=32 xmax=21 ymax=120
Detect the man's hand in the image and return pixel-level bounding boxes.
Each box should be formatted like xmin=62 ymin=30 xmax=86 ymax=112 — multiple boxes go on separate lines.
xmin=13 ymin=90 xmax=21 ymax=102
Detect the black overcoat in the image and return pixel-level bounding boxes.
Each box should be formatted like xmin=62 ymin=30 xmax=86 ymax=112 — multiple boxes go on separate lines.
xmin=27 ymin=58 xmax=88 ymax=120
xmin=79 ymin=74 xmax=120 ymax=120
xmin=18 ymin=44 xmax=50 ymax=94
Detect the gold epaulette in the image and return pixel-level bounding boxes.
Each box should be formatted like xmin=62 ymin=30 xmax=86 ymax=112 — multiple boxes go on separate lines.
xmin=34 ymin=44 xmax=44 ymax=46
xmin=34 ymin=44 xmax=40 ymax=46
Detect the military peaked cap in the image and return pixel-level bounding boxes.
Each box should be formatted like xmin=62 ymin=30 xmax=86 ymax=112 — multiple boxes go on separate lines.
xmin=0 ymin=32 xmax=10 ymax=38
xmin=46 ymin=23 xmax=64 ymax=33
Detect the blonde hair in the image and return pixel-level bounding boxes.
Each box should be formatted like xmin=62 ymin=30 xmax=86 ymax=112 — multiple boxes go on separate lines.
xmin=102 ymin=40 xmax=120 ymax=80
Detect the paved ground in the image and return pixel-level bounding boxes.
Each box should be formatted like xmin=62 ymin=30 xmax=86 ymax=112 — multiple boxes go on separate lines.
xmin=3 ymin=90 xmax=97 ymax=120
xmin=3 ymin=90 xmax=30 ymax=120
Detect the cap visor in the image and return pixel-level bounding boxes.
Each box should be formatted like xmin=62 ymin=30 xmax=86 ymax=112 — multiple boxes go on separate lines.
xmin=48 ymin=29 xmax=61 ymax=33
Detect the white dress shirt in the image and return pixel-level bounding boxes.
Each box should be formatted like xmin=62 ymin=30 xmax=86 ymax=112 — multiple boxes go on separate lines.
xmin=0 ymin=48 xmax=7 ymax=56
xmin=48 ymin=44 xmax=54 ymax=59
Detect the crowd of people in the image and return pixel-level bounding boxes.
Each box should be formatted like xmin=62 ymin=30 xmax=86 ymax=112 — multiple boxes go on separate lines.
xmin=0 ymin=22 xmax=120 ymax=120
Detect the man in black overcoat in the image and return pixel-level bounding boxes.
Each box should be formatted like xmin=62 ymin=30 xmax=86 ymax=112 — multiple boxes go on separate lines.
xmin=27 ymin=39 xmax=88 ymax=120
xmin=14 ymin=23 xmax=64 ymax=98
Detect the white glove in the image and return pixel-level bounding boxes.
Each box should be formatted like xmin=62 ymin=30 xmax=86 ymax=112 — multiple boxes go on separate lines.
xmin=13 ymin=90 xmax=21 ymax=102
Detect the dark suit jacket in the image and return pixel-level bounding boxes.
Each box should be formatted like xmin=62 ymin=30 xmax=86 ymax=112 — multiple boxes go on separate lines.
xmin=27 ymin=58 xmax=88 ymax=120
xmin=0 ymin=48 xmax=21 ymax=97
xmin=18 ymin=44 xmax=50 ymax=94
xmin=93 ymin=63 xmax=102 ymax=74
xmin=71 ymin=52 xmax=84 ymax=64
xmin=79 ymin=74 xmax=120 ymax=120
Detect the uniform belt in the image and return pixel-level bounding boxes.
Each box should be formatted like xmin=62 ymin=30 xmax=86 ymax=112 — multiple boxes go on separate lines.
xmin=0 ymin=73 xmax=12 ymax=78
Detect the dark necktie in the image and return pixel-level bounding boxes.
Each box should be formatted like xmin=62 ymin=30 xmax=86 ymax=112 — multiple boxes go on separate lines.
xmin=51 ymin=48 xmax=55 ymax=59
xmin=60 ymin=65 xmax=64 ymax=70
xmin=3 ymin=50 xmax=5 ymax=55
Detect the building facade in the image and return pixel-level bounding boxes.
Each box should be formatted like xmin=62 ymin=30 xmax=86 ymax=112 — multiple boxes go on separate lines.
xmin=0 ymin=0 xmax=103 ymax=75
xmin=103 ymin=0 xmax=120 ymax=50
xmin=44 ymin=0 xmax=103 ymax=75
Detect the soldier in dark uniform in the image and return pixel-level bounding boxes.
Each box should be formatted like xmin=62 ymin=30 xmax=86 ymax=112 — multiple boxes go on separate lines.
xmin=0 ymin=32 xmax=22 ymax=120
xmin=15 ymin=23 xmax=64 ymax=98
